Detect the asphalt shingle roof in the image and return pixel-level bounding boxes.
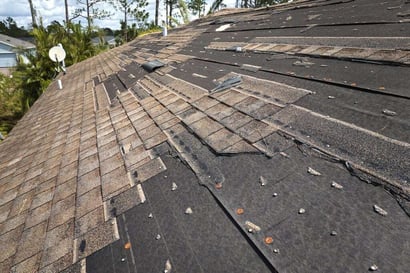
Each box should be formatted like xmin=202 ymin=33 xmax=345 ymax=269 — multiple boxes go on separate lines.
xmin=0 ymin=0 xmax=409 ymax=272
xmin=0 ymin=34 xmax=35 ymax=49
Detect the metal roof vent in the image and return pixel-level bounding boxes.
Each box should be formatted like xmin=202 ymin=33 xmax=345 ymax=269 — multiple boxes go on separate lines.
xmin=141 ymin=60 xmax=165 ymax=73
xmin=211 ymin=75 xmax=242 ymax=93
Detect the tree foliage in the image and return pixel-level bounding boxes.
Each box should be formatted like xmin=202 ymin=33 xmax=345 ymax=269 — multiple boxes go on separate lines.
xmin=208 ymin=0 xmax=226 ymax=15
xmin=187 ymin=0 xmax=207 ymax=18
xmin=240 ymin=0 xmax=290 ymax=8
xmin=111 ymin=0 xmax=149 ymax=42
xmin=0 ymin=73 xmax=23 ymax=137
xmin=73 ymin=0 xmax=113 ymax=31
xmin=0 ymin=17 xmax=30 ymax=37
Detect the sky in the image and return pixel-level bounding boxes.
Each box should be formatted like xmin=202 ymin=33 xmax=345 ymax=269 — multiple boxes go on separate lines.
xmin=0 ymin=0 xmax=237 ymax=30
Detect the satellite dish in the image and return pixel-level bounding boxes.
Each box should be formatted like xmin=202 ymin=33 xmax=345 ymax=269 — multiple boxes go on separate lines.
xmin=48 ymin=46 xmax=66 ymax=62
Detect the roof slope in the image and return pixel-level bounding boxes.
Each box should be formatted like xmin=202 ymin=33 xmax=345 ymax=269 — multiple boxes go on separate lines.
xmin=0 ymin=33 xmax=35 ymax=49
xmin=1 ymin=0 xmax=410 ymax=272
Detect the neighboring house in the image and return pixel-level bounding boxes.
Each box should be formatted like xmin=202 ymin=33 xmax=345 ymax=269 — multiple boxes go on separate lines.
xmin=0 ymin=33 xmax=35 ymax=75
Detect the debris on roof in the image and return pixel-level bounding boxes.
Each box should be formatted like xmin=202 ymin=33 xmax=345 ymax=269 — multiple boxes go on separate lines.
xmin=0 ymin=1 xmax=409 ymax=272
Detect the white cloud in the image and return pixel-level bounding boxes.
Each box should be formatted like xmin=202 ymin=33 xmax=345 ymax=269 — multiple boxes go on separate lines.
xmin=0 ymin=0 xmax=237 ymax=30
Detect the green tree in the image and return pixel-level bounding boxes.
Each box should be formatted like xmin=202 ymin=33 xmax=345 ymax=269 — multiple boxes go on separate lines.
xmin=187 ymin=0 xmax=206 ymax=18
xmin=208 ymin=0 xmax=226 ymax=14
xmin=112 ymin=0 xmax=149 ymax=42
xmin=178 ymin=0 xmax=190 ymax=24
xmin=155 ymin=0 xmax=160 ymax=25
xmin=0 ymin=17 xmax=30 ymax=37
xmin=0 ymin=73 xmax=23 ymax=137
xmin=241 ymin=0 xmax=290 ymax=8
xmin=73 ymin=0 xmax=113 ymax=32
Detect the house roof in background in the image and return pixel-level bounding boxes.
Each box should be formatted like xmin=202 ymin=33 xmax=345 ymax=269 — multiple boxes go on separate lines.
xmin=0 ymin=33 xmax=35 ymax=49
xmin=91 ymin=36 xmax=116 ymax=45
xmin=0 ymin=0 xmax=409 ymax=272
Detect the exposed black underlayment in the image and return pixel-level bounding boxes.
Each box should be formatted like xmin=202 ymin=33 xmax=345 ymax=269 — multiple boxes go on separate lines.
xmin=86 ymin=154 xmax=274 ymax=273
xmin=87 ymin=137 xmax=410 ymax=273
xmin=211 ymin=148 xmax=410 ymax=272
xmin=102 ymin=74 xmax=127 ymax=100
xmin=117 ymin=62 xmax=148 ymax=89
xmin=194 ymin=50 xmax=410 ymax=98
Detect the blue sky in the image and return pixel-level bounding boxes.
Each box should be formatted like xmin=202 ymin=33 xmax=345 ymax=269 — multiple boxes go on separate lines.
xmin=0 ymin=0 xmax=237 ymax=30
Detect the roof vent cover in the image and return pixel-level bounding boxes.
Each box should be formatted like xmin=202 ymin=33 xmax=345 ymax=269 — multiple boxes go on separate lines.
xmin=141 ymin=60 xmax=165 ymax=73
xmin=211 ymin=75 xmax=242 ymax=93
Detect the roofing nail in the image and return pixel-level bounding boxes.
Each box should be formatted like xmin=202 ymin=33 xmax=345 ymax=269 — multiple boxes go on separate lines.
xmin=369 ymin=264 xmax=378 ymax=271
xmin=279 ymin=152 xmax=289 ymax=158
xmin=382 ymin=109 xmax=397 ymax=116
xmin=164 ymin=259 xmax=172 ymax=273
xmin=259 ymin=176 xmax=267 ymax=186
xmin=373 ymin=205 xmax=388 ymax=216
xmin=298 ymin=208 xmax=306 ymax=214
xmin=307 ymin=167 xmax=321 ymax=176
xmin=331 ymin=181 xmax=343 ymax=189
xmin=185 ymin=207 xmax=193 ymax=215
xmin=245 ymin=221 xmax=261 ymax=233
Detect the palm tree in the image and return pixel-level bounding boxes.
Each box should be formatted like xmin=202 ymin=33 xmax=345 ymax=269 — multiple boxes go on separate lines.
xmin=208 ymin=0 xmax=225 ymax=14
xmin=27 ymin=0 xmax=37 ymax=28
xmin=155 ymin=0 xmax=159 ymax=25
xmin=65 ymin=0 xmax=69 ymax=25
